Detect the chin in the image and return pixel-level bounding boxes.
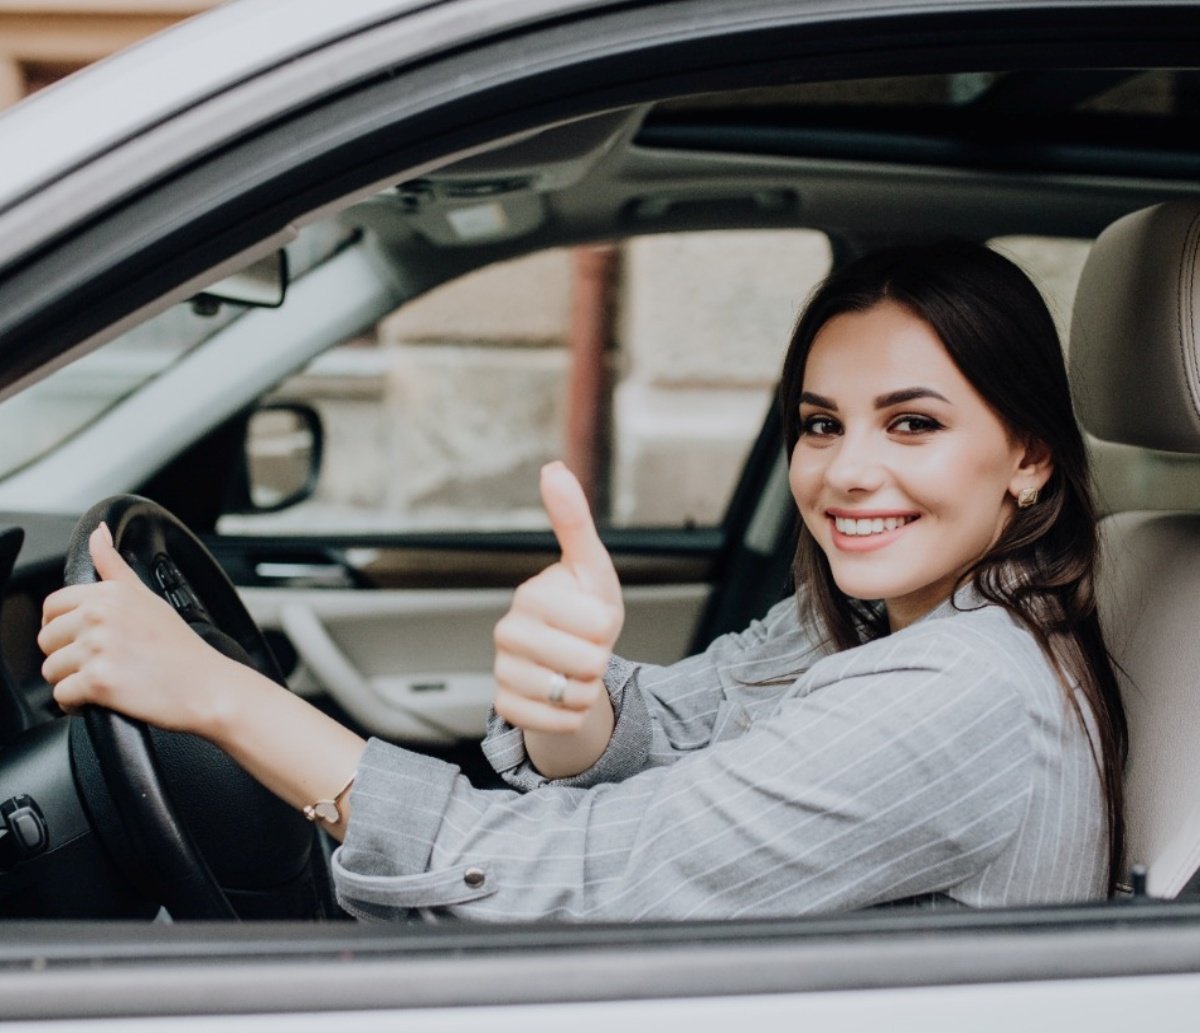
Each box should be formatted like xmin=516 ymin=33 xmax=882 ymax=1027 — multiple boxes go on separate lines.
xmin=829 ymin=568 xmax=933 ymax=607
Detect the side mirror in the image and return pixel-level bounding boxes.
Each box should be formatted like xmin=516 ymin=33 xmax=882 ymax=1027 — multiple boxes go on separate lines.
xmin=229 ymin=402 xmax=323 ymax=514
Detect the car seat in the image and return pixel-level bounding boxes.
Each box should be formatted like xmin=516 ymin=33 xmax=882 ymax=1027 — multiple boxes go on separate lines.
xmin=1070 ymin=199 xmax=1200 ymax=897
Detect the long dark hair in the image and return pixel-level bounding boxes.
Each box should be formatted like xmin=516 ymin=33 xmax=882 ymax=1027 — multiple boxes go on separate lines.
xmin=779 ymin=241 xmax=1127 ymax=894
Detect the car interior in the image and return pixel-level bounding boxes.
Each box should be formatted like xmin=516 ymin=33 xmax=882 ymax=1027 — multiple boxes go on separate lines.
xmin=0 ymin=65 xmax=1198 ymax=921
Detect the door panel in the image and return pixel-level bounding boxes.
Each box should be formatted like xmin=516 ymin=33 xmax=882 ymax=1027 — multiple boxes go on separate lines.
xmin=240 ymin=582 xmax=709 ymax=743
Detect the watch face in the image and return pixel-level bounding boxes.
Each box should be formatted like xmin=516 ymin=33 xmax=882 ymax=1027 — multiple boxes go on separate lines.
xmin=314 ymin=800 xmax=340 ymax=823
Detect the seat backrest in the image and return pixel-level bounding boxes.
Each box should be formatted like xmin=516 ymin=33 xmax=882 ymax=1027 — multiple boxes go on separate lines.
xmin=1097 ymin=511 xmax=1200 ymax=895
xmin=1070 ymin=200 xmax=1200 ymax=897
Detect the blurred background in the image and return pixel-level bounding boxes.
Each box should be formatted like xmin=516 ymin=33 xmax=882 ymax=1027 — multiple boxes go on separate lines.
xmin=0 ymin=2 xmax=218 ymax=106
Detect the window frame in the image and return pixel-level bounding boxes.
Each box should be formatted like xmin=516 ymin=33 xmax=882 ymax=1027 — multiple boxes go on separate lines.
xmin=1 ymin=0 xmax=1200 ymax=1020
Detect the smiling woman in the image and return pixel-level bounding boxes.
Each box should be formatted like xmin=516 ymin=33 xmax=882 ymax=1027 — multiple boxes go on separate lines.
xmin=3 ymin=0 xmax=1200 ymax=1024
xmin=37 ymin=239 xmax=1128 ymax=920
xmin=781 ymin=241 xmax=1127 ymax=891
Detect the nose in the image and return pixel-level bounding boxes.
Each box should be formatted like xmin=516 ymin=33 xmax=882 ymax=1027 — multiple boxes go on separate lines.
xmin=823 ymin=428 xmax=887 ymax=495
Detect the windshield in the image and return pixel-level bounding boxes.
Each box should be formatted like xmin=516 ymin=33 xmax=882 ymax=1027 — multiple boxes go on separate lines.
xmin=0 ymin=223 xmax=349 ymax=482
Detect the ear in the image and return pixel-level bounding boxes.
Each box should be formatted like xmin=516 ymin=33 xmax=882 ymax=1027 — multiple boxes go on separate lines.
xmin=1008 ymin=437 xmax=1054 ymax=501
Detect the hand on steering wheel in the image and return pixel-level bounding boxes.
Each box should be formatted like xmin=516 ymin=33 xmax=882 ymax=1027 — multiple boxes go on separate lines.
xmin=42 ymin=522 xmax=235 ymax=732
xmin=38 ymin=496 xmax=326 ymax=920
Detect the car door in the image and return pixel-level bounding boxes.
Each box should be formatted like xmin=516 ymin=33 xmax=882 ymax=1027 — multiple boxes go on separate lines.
xmin=2 ymin=0 xmax=1200 ymax=1027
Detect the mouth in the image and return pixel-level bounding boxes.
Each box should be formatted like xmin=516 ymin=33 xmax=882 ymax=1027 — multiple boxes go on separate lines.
xmin=826 ymin=511 xmax=920 ymax=552
xmin=830 ymin=513 xmax=919 ymax=537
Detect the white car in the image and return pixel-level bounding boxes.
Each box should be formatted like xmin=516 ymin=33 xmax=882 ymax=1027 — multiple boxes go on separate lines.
xmin=0 ymin=0 xmax=1198 ymax=1029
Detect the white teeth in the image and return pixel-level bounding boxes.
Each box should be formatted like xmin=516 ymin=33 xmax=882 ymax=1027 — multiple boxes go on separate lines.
xmin=834 ymin=515 xmax=916 ymax=536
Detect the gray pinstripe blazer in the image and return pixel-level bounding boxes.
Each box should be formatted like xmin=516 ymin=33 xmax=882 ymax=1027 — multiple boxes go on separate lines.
xmin=332 ymin=587 xmax=1107 ymax=922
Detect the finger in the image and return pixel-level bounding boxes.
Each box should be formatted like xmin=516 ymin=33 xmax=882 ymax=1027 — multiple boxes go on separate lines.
xmin=51 ymin=671 xmax=92 ymax=714
xmin=37 ymin=606 xmax=89 ymax=658
xmin=41 ymin=584 xmax=98 ymax=626
xmin=493 ymin=684 xmax=593 ymax=735
xmin=540 ymin=462 xmax=620 ymax=603
xmin=494 ymin=651 xmax=602 ymax=712
xmin=89 ymin=524 xmax=145 ymax=589
xmin=494 ymin=611 xmax=611 ymax=682
xmin=512 ymin=569 xmax=621 ymax=645
xmin=41 ymin=638 xmax=87 ymax=687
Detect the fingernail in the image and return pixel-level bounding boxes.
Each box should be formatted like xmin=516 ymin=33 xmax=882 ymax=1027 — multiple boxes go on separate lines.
xmin=96 ymin=521 xmax=113 ymax=547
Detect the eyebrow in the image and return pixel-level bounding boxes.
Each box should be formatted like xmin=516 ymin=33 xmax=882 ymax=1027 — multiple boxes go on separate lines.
xmin=799 ymin=387 xmax=951 ymax=411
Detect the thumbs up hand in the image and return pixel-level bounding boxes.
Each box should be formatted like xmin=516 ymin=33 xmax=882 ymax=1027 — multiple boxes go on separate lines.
xmin=39 ymin=523 xmax=236 ymax=735
xmin=492 ymin=463 xmax=623 ymax=763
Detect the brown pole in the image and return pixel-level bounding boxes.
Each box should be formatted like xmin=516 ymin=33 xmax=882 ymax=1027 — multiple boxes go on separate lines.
xmin=0 ymin=55 xmax=23 ymax=107
xmin=564 ymin=244 xmax=616 ymax=510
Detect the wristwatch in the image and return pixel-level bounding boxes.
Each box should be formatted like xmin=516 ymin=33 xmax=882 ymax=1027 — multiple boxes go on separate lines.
xmin=303 ymin=773 xmax=356 ymax=825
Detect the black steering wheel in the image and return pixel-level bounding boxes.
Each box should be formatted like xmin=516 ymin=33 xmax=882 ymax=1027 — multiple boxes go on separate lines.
xmin=64 ymin=496 xmax=329 ymax=919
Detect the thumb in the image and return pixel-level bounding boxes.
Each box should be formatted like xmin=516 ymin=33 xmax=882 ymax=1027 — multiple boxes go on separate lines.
xmin=89 ymin=522 xmax=143 ymax=587
xmin=541 ymin=462 xmax=620 ymax=604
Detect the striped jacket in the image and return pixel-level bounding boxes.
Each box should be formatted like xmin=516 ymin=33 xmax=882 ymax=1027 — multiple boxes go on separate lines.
xmin=332 ymin=587 xmax=1107 ymax=921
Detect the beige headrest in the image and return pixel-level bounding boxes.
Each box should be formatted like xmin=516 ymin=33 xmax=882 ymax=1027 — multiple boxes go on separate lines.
xmin=1071 ymin=201 xmax=1200 ymax=453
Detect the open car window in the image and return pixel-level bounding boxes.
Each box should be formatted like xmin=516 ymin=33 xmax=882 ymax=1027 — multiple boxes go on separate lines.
xmin=3 ymin=0 xmax=1200 ymax=1024
xmin=219 ymin=227 xmax=831 ymax=537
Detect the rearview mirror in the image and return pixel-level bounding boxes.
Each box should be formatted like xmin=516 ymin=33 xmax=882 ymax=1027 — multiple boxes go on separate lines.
xmin=193 ymin=251 xmax=289 ymax=311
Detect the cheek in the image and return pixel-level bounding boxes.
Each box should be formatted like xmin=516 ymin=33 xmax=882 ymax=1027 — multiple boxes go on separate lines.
xmin=788 ymin=450 xmax=831 ymax=539
xmin=788 ymin=449 xmax=821 ymax=507
xmin=907 ymin=439 xmax=1016 ymax=518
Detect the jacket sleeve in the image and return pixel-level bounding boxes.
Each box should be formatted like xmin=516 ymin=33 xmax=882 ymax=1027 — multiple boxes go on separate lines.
xmin=333 ymin=623 xmax=1036 ymax=923
xmin=480 ymin=594 xmax=825 ymax=790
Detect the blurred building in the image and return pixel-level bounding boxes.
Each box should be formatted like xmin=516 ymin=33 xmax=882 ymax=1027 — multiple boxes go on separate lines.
xmin=0 ymin=1 xmax=216 ymax=107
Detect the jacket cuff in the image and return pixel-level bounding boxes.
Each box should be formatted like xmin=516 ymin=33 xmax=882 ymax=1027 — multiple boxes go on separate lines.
xmin=332 ymin=738 xmax=462 ymax=917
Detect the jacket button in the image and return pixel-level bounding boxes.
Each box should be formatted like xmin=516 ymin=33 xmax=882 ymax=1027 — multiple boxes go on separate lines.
xmin=464 ymin=867 xmax=487 ymax=888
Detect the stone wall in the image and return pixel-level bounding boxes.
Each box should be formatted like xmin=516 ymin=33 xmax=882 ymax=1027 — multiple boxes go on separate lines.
xmin=255 ymin=229 xmax=833 ymax=534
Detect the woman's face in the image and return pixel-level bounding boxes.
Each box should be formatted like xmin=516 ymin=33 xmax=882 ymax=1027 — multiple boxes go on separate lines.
xmin=789 ymin=299 xmax=1049 ymax=630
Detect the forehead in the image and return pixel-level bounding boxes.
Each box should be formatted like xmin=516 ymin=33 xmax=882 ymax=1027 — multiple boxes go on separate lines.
xmin=802 ymin=301 xmax=967 ymax=396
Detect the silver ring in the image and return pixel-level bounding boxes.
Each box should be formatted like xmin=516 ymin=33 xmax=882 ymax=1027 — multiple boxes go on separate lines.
xmin=547 ymin=671 xmax=568 ymax=706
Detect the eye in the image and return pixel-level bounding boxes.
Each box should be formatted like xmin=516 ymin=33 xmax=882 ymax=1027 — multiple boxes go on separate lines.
xmin=889 ymin=413 xmax=944 ymax=435
xmin=800 ymin=413 xmax=841 ymax=437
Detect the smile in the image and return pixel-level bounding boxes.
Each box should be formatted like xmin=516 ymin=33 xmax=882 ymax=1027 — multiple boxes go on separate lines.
xmin=831 ymin=514 xmax=919 ymax=537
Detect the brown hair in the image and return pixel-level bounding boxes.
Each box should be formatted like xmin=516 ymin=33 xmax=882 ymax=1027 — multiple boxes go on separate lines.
xmin=779 ymin=240 xmax=1127 ymax=894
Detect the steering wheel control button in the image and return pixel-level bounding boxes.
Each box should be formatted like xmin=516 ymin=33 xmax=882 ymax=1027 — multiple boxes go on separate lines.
xmin=153 ymin=556 xmax=181 ymax=590
xmin=166 ymin=585 xmax=197 ymax=612
xmin=463 ymin=867 xmax=487 ymax=888
xmin=152 ymin=555 xmax=209 ymax=621
xmin=0 ymin=795 xmax=48 ymax=869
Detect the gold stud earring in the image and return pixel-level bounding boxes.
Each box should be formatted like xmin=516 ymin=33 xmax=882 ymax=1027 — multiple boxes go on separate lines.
xmin=1017 ymin=486 xmax=1039 ymax=509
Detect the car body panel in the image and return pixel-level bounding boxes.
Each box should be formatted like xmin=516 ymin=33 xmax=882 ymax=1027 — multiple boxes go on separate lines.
xmin=3 ymin=974 xmax=1200 ymax=1033
xmin=0 ymin=0 xmax=1198 ymax=1025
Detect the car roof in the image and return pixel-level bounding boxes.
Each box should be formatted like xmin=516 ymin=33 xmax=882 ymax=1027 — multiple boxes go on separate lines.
xmin=0 ymin=0 xmax=1158 ymax=235
xmin=0 ymin=0 xmax=1195 ymax=398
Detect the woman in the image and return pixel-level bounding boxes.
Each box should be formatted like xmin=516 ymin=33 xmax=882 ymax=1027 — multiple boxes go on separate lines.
xmin=38 ymin=241 xmax=1126 ymax=921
